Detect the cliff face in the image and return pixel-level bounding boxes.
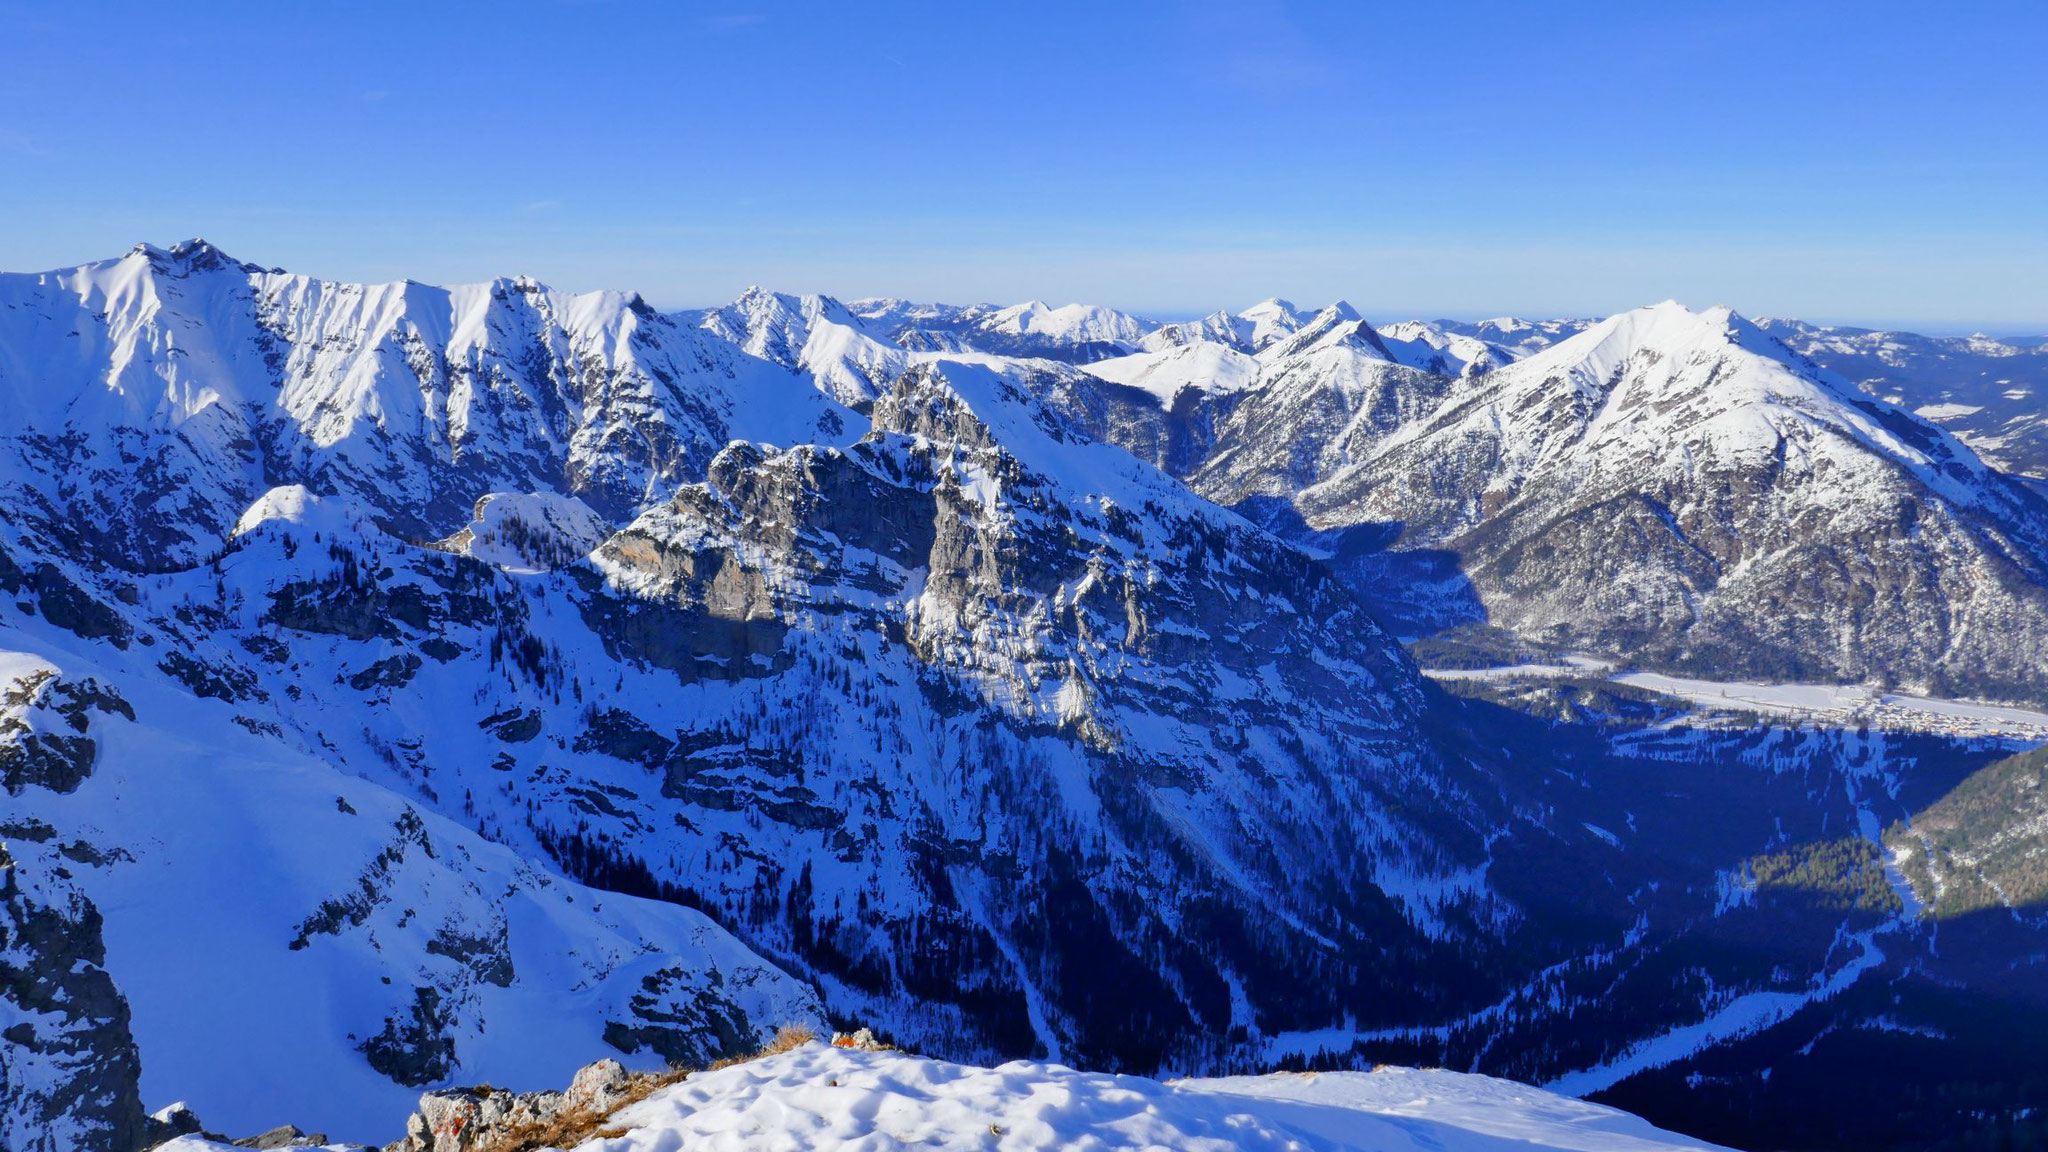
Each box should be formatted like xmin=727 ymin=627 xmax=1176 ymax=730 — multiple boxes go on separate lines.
xmin=0 ymin=657 xmax=143 ymax=1151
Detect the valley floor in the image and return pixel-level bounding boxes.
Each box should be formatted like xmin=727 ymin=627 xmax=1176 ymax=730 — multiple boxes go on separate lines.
xmin=1423 ymin=660 xmax=2048 ymax=742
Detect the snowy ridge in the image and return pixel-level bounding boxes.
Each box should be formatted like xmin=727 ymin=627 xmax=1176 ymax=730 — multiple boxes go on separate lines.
xmin=1377 ymin=320 xmax=1517 ymax=378
xmin=1239 ymin=298 xmax=1315 ymax=350
xmin=696 ymin=287 xmax=909 ymax=407
xmin=1081 ymin=340 xmax=1263 ymax=404
xmin=982 ymin=300 xmax=1149 ymax=348
xmin=1256 ymin=301 xmax=1391 ymax=363
xmin=846 ymin=297 xmax=1150 ymax=363
xmin=0 ymin=239 xmax=856 ymax=563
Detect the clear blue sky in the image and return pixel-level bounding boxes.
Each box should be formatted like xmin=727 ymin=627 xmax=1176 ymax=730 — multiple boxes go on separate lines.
xmin=2 ymin=0 xmax=2044 ymax=329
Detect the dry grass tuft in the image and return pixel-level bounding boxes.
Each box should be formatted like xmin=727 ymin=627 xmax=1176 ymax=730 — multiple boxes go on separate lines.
xmin=763 ymin=1023 xmax=818 ymax=1056
xmin=478 ymin=1066 xmax=689 ymax=1152
xmin=706 ymin=1022 xmax=816 ymax=1071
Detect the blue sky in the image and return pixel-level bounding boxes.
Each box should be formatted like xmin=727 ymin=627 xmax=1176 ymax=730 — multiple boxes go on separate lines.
xmin=2 ymin=0 xmax=2043 ymax=329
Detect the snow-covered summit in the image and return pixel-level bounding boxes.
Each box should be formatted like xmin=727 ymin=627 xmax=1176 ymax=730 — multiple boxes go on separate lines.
xmin=983 ymin=300 xmax=1148 ymax=346
xmin=696 ymin=285 xmax=908 ymax=405
xmin=1238 ymin=297 xmax=1313 ymax=350
xmin=1376 ymin=320 xmax=1517 ymax=378
xmin=1140 ymin=308 xmax=1252 ymax=352
xmin=1082 ymin=339 xmax=1263 ymax=404
xmin=230 ymin=485 xmax=377 ymax=542
xmin=697 ymin=286 xmax=872 ymax=363
xmin=1257 ymin=301 xmax=1393 ymax=363
xmin=1139 ymin=298 xmax=1323 ymax=355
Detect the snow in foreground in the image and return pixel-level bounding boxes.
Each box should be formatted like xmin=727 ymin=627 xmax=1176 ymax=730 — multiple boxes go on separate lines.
xmin=576 ymin=1044 xmax=1727 ymax=1151
xmin=169 ymin=1042 xmax=1730 ymax=1151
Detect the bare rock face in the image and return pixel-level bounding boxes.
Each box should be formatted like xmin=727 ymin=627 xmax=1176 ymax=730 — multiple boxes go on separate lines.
xmin=0 ymin=670 xmax=132 ymax=796
xmin=562 ymin=1058 xmax=632 ymax=1108
xmin=0 ymin=838 xmax=146 ymax=1152
xmin=382 ymin=1058 xmax=637 ymax=1152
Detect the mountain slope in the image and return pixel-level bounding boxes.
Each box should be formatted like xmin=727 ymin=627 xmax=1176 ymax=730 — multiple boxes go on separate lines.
xmin=0 ymin=614 xmax=822 ymax=1141
xmin=1161 ymin=301 xmax=2048 ymax=702
xmin=848 ymin=298 xmax=1150 ymax=363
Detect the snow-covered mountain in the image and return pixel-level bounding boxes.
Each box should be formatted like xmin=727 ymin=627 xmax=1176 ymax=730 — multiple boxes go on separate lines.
xmin=4 ymin=246 xmax=2048 ymax=1152
xmin=0 ymin=240 xmax=854 ymax=568
xmin=1238 ymin=298 xmax=1316 ymax=350
xmin=1139 ymin=299 xmax=1317 ymax=355
xmin=1037 ymin=300 xmax=2048 ymax=702
xmin=1287 ymin=303 xmax=2048 ymax=700
xmin=1435 ymin=316 xmax=1598 ymax=358
xmin=693 ymin=286 xmax=908 ymax=407
xmin=847 ymin=298 xmax=1150 ymax=363
xmin=1376 ymin=320 xmax=1518 ymax=378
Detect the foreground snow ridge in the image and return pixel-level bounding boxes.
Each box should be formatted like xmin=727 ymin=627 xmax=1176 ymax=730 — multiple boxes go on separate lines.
xmin=513 ymin=1043 xmax=1722 ymax=1151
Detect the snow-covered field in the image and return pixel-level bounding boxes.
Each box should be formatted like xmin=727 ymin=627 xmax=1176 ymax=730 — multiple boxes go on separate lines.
xmin=1425 ymin=661 xmax=2048 ymax=741
xmin=1613 ymin=671 xmax=2048 ymax=738
xmin=167 ymin=1043 xmax=1729 ymax=1151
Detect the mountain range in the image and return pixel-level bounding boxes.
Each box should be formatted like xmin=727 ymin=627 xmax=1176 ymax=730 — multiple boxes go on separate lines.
xmin=3 ymin=241 xmax=2046 ymax=1152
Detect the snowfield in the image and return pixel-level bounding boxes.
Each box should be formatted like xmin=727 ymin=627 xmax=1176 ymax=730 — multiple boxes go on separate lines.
xmin=586 ymin=1046 xmax=1728 ymax=1152
xmin=166 ymin=1044 xmax=1728 ymax=1151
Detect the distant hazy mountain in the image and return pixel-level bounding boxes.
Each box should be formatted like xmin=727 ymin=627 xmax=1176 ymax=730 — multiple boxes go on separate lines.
xmin=1757 ymin=318 xmax=2048 ymax=479
xmin=848 ymin=297 xmax=1151 ymax=362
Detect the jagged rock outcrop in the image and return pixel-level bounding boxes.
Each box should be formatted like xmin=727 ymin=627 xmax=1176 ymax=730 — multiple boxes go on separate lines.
xmin=383 ymin=1057 xmax=640 ymax=1152
xmin=0 ymin=669 xmax=131 ymax=796
xmin=0 ymin=835 xmax=146 ymax=1152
